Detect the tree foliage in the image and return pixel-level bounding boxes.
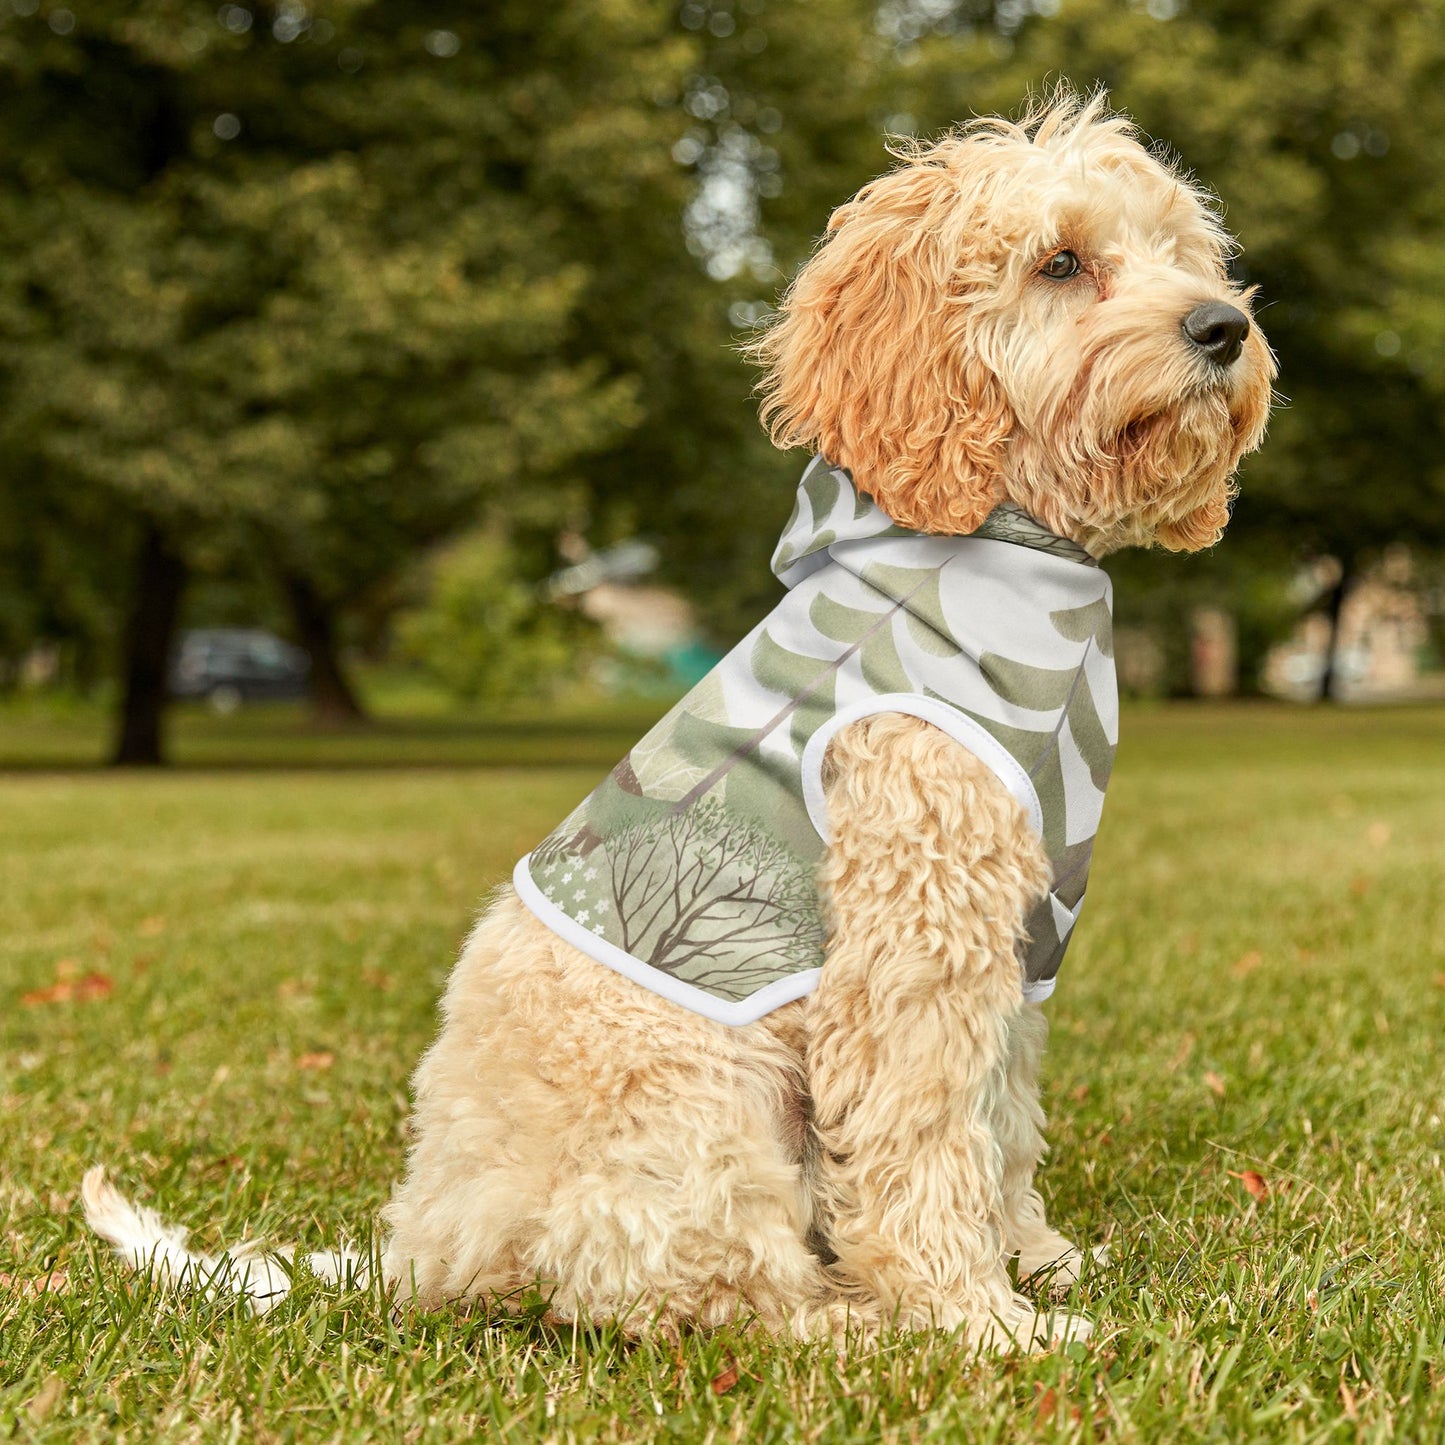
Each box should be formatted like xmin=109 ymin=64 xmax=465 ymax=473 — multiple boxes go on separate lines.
xmin=395 ymin=531 xmax=596 ymax=705
xmin=0 ymin=1 xmax=712 ymax=751
xmin=2 ymin=0 xmax=1443 ymax=739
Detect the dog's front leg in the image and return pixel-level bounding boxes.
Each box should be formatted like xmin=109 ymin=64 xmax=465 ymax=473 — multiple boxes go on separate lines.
xmin=994 ymin=1004 xmax=1099 ymax=1289
xmin=806 ymin=714 xmax=1088 ymax=1349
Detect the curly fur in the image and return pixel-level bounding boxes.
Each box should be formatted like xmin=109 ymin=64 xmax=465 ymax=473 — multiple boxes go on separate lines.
xmin=85 ymin=88 xmax=1272 ymax=1353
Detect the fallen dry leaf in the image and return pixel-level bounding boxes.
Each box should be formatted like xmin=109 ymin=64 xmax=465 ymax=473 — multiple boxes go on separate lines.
xmin=1365 ymin=822 xmax=1391 ymax=849
xmin=295 ymin=1051 xmax=334 ymax=1071
xmin=361 ymin=969 xmax=394 ymax=992
xmin=1432 ymin=973 xmax=1445 ymax=990
xmin=22 ymin=983 xmax=67 ymax=1007
xmin=1035 ymin=1386 xmax=1058 ymax=1425
xmin=21 ymin=972 xmax=114 ymax=1007
xmin=710 ymin=1357 xmax=740 ymax=1396
xmin=1232 ymin=950 xmax=1263 ymax=977
xmin=138 ymin=915 xmax=167 ymax=937
xmin=1204 ymin=1070 xmax=1227 ymax=1098
xmin=1228 ymin=1169 xmax=1269 ymax=1201
xmin=1349 ymin=875 xmax=1372 ymax=898
xmin=1070 ymin=1083 xmax=1090 ymax=1103
xmin=0 ymin=1268 xmax=70 ymax=1299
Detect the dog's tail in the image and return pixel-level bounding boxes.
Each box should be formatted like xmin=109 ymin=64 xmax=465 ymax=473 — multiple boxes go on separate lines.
xmin=81 ymin=1165 xmax=368 ymax=1315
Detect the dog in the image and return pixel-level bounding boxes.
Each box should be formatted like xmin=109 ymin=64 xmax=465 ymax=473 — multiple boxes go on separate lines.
xmin=85 ymin=90 xmax=1273 ymax=1351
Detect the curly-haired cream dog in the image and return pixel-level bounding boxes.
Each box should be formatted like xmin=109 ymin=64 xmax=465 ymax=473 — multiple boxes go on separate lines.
xmin=85 ymin=93 xmax=1273 ymax=1350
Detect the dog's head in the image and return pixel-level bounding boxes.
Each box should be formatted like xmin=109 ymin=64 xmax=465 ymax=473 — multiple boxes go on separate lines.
xmin=751 ymin=90 xmax=1275 ymax=554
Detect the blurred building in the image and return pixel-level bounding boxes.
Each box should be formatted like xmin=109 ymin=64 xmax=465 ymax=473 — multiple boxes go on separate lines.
xmin=1262 ymin=548 xmax=1442 ymax=701
xmin=548 ymin=541 xmax=721 ymax=690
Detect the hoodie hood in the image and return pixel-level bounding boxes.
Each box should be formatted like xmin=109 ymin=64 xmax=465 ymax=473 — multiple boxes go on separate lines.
xmin=771 ymin=455 xmax=1095 ymax=589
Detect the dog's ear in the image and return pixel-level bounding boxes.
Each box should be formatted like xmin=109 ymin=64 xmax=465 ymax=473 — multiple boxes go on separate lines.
xmin=750 ymin=149 xmax=1012 ymax=534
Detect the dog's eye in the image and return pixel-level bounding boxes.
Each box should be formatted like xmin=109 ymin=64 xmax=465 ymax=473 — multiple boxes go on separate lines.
xmin=1041 ymin=250 xmax=1081 ymax=280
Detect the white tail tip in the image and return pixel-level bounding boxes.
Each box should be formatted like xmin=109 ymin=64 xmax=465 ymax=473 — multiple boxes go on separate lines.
xmin=81 ymin=1166 xmax=367 ymax=1315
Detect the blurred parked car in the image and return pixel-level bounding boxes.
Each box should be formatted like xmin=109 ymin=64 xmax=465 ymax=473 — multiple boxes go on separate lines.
xmin=170 ymin=629 xmax=310 ymax=712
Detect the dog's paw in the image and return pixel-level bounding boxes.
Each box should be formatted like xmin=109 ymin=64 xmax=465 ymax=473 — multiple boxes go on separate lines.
xmin=972 ymin=1295 xmax=1093 ymax=1353
xmin=1031 ymin=1308 xmax=1093 ymax=1348
xmin=1018 ymin=1240 xmax=1110 ymax=1293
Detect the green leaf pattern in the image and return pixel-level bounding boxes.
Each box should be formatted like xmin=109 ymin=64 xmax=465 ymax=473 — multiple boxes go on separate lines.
xmin=523 ymin=460 xmax=1118 ymax=1014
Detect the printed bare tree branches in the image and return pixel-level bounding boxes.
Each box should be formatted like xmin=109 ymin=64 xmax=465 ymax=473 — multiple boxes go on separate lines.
xmin=608 ymin=801 xmax=819 ymax=993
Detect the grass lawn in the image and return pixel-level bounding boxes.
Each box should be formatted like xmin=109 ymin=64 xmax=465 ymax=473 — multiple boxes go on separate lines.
xmin=2 ymin=702 xmax=1443 ymax=1442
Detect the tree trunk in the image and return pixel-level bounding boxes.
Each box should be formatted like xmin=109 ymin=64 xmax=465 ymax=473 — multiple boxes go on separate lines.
xmin=112 ymin=524 xmax=187 ymax=766
xmin=281 ymin=571 xmax=366 ymax=725
xmin=1317 ymin=555 xmax=1355 ymax=703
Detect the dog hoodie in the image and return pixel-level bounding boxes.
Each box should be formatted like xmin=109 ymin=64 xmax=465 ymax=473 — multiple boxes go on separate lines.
xmin=513 ymin=455 xmax=1118 ymax=1026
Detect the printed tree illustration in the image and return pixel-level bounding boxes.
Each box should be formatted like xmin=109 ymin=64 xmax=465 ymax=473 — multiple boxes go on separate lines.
xmin=603 ymin=799 xmax=821 ymax=999
xmin=530 ymin=552 xmax=965 ymax=997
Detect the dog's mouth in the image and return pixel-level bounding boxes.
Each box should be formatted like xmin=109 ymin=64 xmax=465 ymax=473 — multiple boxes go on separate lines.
xmin=1109 ymin=394 xmax=1239 ymax=507
xmin=1118 ymin=412 xmax=1161 ymax=457
xmin=1116 ymin=399 xmax=1220 ymax=460
xmin=1119 ymin=378 xmax=1248 ymax=454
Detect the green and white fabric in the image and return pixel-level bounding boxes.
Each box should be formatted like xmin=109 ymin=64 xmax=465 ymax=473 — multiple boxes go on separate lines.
xmin=514 ymin=456 xmax=1118 ymax=1026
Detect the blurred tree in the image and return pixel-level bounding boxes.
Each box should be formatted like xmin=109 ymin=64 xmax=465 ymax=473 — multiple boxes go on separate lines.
xmin=0 ymin=453 xmax=129 ymax=694
xmin=0 ymin=1 xmax=690 ymax=758
xmin=395 ymin=531 xmax=598 ymax=705
xmin=10 ymin=0 xmax=1442 ymax=741
xmin=0 ymin=0 xmax=907 ymax=753
xmin=1106 ymin=539 xmax=1302 ymax=696
xmin=572 ymin=0 xmax=891 ymax=639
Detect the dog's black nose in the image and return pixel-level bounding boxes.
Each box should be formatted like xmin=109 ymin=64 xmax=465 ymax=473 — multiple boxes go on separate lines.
xmin=1182 ymin=302 xmax=1250 ymax=367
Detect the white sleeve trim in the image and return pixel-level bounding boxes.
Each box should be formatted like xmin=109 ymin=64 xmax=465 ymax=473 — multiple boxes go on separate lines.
xmin=511 ymin=856 xmax=822 ymax=1028
xmin=798 ymin=692 xmax=1046 ymax=844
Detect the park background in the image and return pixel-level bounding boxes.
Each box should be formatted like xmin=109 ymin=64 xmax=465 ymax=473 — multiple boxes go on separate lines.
xmin=2 ymin=0 xmax=1445 ymax=752
xmin=2 ymin=2 xmax=1444 ymax=1442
